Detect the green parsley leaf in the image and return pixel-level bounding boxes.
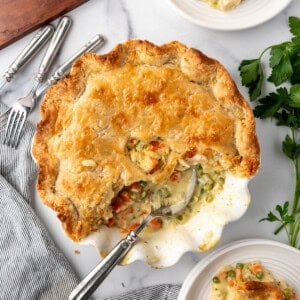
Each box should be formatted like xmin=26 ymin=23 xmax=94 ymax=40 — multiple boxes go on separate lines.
xmin=290 ymin=84 xmax=300 ymax=107
xmin=289 ymin=16 xmax=300 ymax=38
xmin=239 ymin=16 xmax=300 ymax=248
xmin=239 ymin=59 xmax=264 ymax=101
xmin=259 ymin=211 xmax=279 ymax=222
xmin=291 ymin=56 xmax=300 ymax=84
xmin=268 ymin=43 xmax=295 ymax=85
xmin=275 ymin=110 xmax=300 ymax=128
xmin=276 ymin=201 xmax=289 ymax=218
xmin=282 ymin=134 xmax=300 ymax=160
xmin=253 ymin=88 xmax=290 ymax=119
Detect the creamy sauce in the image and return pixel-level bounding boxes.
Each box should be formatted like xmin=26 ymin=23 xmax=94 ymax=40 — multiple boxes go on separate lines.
xmin=106 ymin=163 xmax=225 ymax=232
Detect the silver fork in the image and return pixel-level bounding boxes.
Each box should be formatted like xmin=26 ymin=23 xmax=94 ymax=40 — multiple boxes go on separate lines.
xmin=2 ymin=16 xmax=71 ymax=148
xmin=0 ymin=33 xmax=104 ymax=138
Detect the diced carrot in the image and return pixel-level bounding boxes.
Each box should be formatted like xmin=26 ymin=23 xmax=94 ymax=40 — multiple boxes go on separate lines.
xmin=111 ymin=197 xmax=127 ymax=212
xmin=127 ymin=138 xmax=138 ymax=148
xmin=228 ymin=279 xmax=236 ymax=288
xmin=139 ymin=210 xmax=148 ymax=216
xmin=127 ymin=223 xmax=140 ymax=231
xmin=184 ymin=147 xmax=197 ymax=159
xmin=170 ymin=171 xmax=182 ymax=182
xmin=252 ymin=263 xmax=263 ymax=273
xmin=149 ymin=158 xmax=160 ymax=174
xmin=105 ymin=218 xmax=115 ymax=228
xmin=118 ymin=206 xmax=133 ymax=216
xmin=129 ymin=182 xmax=142 ymax=193
xmin=149 ymin=218 xmax=162 ymax=229
xmin=218 ymin=271 xmax=227 ymax=280
xmin=236 ymin=268 xmax=242 ymax=278
xmin=120 ymin=191 xmax=130 ymax=201
xmin=149 ymin=141 xmax=162 ymax=152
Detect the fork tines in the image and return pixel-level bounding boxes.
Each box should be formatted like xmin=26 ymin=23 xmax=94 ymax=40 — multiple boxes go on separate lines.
xmin=2 ymin=105 xmax=27 ymax=148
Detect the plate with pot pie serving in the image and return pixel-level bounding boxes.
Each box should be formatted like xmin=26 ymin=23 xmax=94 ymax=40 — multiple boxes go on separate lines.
xmin=178 ymin=239 xmax=300 ymax=300
xmin=169 ymin=0 xmax=293 ymax=31
xmin=32 ymin=40 xmax=259 ymax=267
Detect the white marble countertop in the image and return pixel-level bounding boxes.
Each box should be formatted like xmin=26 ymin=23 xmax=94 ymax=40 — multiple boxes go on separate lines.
xmin=1 ymin=0 xmax=299 ymax=298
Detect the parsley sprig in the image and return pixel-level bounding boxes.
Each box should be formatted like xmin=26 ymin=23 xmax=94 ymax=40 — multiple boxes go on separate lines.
xmin=239 ymin=16 xmax=300 ymax=249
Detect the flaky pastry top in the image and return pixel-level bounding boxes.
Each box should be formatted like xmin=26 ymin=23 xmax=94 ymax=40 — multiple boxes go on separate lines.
xmin=32 ymin=40 xmax=259 ymax=241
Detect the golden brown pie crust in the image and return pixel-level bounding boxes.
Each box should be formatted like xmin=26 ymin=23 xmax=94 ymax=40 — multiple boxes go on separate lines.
xmin=32 ymin=40 xmax=260 ymax=241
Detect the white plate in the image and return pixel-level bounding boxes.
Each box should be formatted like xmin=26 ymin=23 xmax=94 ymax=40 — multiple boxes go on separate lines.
xmin=169 ymin=0 xmax=293 ymax=31
xmin=178 ymin=239 xmax=300 ymax=299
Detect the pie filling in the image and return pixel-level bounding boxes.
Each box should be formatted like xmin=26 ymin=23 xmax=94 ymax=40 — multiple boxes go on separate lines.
xmin=127 ymin=138 xmax=170 ymax=174
xmin=105 ymin=163 xmax=225 ymax=232
xmin=211 ymin=261 xmax=296 ymax=300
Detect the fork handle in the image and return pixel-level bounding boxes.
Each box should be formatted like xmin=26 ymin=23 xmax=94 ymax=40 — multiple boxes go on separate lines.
xmin=3 ymin=25 xmax=54 ymax=82
xmin=50 ymin=34 xmax=105 ymax=82
xmin=35 ymin=35 xmax=105 ymax=98
xmin=69 ymin=231 xmax=138 ymax=300
xmin=35 ymin=16 xmax=71 ymax=82
xmin=45 ymin=34 xmax=104 ymax=86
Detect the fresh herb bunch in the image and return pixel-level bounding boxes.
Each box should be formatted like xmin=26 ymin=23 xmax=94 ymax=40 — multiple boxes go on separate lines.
xmin=239 ymin=16 xmax=300 ymax=249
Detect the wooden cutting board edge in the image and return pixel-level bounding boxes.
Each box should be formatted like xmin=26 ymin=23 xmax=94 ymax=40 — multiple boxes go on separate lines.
xmin=0 ymin=0 xmax=89 ymax=50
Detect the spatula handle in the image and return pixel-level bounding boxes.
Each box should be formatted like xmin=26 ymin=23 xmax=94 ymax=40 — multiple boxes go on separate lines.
xmin=68 ymin=214 xmax=154 ymax=300
xmin=69 ymin=231 xmax=138 ymax=300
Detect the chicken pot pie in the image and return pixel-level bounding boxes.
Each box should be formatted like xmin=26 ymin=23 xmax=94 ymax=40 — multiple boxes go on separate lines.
xmin=32 ymin=40 xmax=259 ymax=242
xmin=211 ymin=261 xmax=296 ymax=299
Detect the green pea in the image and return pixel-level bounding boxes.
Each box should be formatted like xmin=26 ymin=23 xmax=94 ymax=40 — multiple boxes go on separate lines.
xmin=255 ymin=272 xmax=264 ymax=279
xmin=227 ymin=270 xmax=236 ymax=278
xmin=176 ymin=215 xmax=183 ymax=221
xmin=158 ymin=187 xmax=171 ymax=198
xmin=195 ymin=164 xmax=203 ymax=171
xmin=205 ymin=194 xmax=214 ymax=203
xmin=217 ymin=176 xmax=225 ymax=184
xmin=212 ymin=276 xmax=220 ymax=283
xmin=204 ymin=182 xmax=214 ymax=191
xmin=236 ymin=263 xmax=244 ymax=269
xmin=139 ymin=181 xmax=148 ymax=188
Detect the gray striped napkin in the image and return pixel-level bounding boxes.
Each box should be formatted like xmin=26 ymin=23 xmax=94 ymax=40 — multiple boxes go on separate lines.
xmin=0 ymin=102 xmax=181 ymax=300
xmin=0 ymin=102 xmax=79 ymax=299
xmin=106 ymin=284 xmax=181 ymax=300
